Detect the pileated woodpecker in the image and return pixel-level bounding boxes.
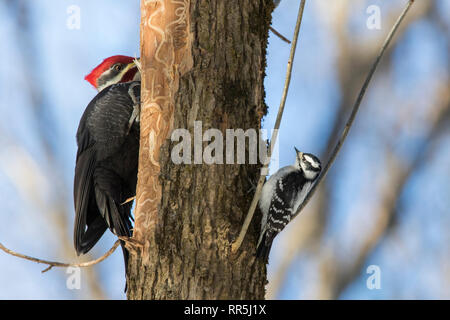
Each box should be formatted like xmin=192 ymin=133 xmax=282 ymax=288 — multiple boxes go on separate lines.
xmin=73 ymin=55 xmax=141 ymax=286
xmin=84 ymin=55 xmax=140 ymax=92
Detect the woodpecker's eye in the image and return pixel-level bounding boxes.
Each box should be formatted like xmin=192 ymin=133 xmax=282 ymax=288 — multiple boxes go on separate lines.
xmin=113 ymin=64 xmax=123 ymax=72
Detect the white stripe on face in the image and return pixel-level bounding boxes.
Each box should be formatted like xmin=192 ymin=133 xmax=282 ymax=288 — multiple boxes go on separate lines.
xmin=304 ymin=155 xmax=320 ymax=169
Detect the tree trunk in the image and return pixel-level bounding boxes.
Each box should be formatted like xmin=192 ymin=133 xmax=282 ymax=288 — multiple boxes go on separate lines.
xmin=127 ymin=0 xmax=273 ymax=300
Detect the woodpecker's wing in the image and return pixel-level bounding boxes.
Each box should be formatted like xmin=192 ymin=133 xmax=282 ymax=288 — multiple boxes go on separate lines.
xmin=256 ymin=170 xmax=306 ymax=260
xmin=73 ymin=82 xmax=139 ymax=255
xmin=74 ymin=93 xmax=110 ymax=255
xmin=74 ymin=99 xmax=113 ymax=254
xmin=85 ymin=82 xmax=140 ymax=162
xmin=73 ymin=146 xmax=108 ymax=255
xmin=93 ymin=167 xmax=133 ymax=238
xmin=93 ymin=166 xmax=133 ymax=280
xmin=84 ymin=82 xmax=137 ymax=237
xmin=269 ymin=170 xmax=305 ymax=225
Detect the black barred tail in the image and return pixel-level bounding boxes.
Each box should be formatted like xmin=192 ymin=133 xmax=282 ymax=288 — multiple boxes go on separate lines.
xmin=256 ymin=231 xmax=274 ymax=261
xmin=119 ymin=240 xmax=129 ymax=292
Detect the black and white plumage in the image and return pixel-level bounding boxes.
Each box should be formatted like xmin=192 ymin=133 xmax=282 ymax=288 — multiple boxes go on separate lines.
xmin=256 ymin=147 xmax=321 ymax=260
xmin=73 ymin=81 xmax=140 ymax=277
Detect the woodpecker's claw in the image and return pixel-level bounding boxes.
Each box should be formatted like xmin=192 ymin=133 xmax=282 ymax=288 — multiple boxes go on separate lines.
xmin=247 ymin=177 xmax=258 ymax=194
xmin=126 ymin=82 xmax=141 ymax=135
xmin=132 ymin=99 xmax=140 ymax=123
xmin=127 ymin=102 xmax=140 ymax=135
xmin=118 ymin=236 xmax=143 ymax=252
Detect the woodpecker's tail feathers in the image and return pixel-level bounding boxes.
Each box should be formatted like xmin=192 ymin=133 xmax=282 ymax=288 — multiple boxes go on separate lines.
xmin=75 ymin=216 xmax=108 ymax=255
xmin=256 ymin=231 xmax=274 ymax=261
xmin=94 ymin=182 xmax=133 ymax=291
xmin=119 ymin=239 xmax=130 ymax=293
xmin=93 ymin=180 xmax=133 ymax=238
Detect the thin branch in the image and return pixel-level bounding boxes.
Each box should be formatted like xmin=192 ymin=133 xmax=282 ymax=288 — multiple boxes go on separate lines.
xmin=0 ymin=240 xmax=120 ymax=273
xmin=293 ymin=0 xmax=415 ymax=220
xmin=269 ymin=26 xmax=291 ymax=44
xmin=318 ymin=107 xmax=449 ymax=298
xmin=232 ymin=0 xmax=307 ymax=253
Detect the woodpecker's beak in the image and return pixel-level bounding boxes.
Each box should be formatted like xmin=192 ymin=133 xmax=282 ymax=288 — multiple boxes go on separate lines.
xmin=133 ymin=57 xmax=142 ymax=74
xmin=294 ymin=147 xmax=303 ymax=157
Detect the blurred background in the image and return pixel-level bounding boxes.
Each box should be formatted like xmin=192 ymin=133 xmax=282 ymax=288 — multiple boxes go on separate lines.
xmin=0 ymin=0 xmax=448 ymax=299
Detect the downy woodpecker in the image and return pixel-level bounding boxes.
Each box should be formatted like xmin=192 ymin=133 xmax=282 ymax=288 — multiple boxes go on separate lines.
xmin=256 ymin=147 xmax=321 ymax=261
xmin=74 ymin=56 xmax=141 ymax=284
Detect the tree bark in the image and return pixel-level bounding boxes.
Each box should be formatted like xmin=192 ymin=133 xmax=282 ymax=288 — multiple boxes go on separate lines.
xmin=127 ymin=0 xmax=273 ymax=300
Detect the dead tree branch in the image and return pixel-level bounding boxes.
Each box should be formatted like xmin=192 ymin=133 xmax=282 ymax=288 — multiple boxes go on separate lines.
xmin=0 ymin=240 xmax=120 ymax=273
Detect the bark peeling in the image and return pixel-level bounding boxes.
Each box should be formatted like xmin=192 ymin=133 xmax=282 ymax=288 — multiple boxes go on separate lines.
xmin=134 ymin=0 xmax=193 ymax=263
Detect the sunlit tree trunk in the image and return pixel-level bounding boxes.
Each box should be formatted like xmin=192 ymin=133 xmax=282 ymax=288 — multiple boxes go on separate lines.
xmin=127 ymin=0 xmax=273 ymax=299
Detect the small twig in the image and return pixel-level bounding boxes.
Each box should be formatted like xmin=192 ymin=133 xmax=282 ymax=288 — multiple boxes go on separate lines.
xmin=0 ymin=240 xmax=121 ymax=273
xmin=269 ymin=26 xmax=291 ymax=44
xmin=293 ymin=0 xmax=416 ymax=217
xmin=231 ymin=0 xmax=307 ymax=254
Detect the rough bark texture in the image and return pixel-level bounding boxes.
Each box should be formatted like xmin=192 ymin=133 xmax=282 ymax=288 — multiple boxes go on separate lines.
xmin=127 ymin=0 xmax=273 ymax=300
